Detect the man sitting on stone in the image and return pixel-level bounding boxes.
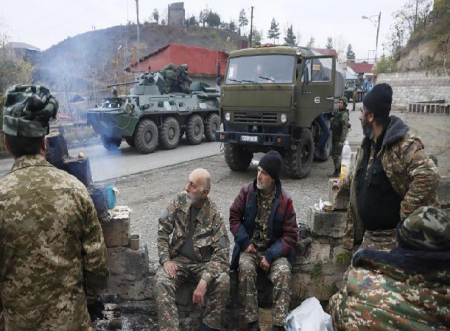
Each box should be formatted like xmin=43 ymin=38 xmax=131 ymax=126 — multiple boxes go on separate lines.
xmin=329 ymin=206 xmax=450 ymax=330
xmin=155 ymin=168 xmax=230 ymax=331
xmin=229 ymin=151 xmax=298 ymax=331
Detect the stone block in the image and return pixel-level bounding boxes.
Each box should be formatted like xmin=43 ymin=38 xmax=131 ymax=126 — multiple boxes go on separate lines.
xmin=308 ymin=206 xmax=347 ymax=238
xmin=307 ymin=241 xmax=331 ymax=264
xmin=107 ymin=245 xmax=150 ymax=278
xmin=88 ymin=184 xmax=109 ymax=221
xmin=291 ymin=271 xmax=345 ymax=303
xmin=65 ymin=156 xmax=93 ymax=187
xmin=45 ymin=132 xmax=69 ymax=170
xmin=101 ymin=211 xmax=130 ymax=248
xmin=438 ymin=176 xmax=450 ymax=207
xmin=104 ymin=275 xmax=154 ymax=301
xmin=328 ymin=179 xmax=350 ymax=210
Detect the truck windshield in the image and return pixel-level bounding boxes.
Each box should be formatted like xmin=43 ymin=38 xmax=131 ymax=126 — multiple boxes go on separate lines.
xmin=226 ymin=55 xmax=295 ymax=85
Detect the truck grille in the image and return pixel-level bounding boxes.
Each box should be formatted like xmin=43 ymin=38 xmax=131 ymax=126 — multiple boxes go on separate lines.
xmin=233 ymin=112 xmax=278 ymax=124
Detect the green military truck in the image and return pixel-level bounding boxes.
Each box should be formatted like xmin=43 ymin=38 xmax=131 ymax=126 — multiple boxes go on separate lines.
xmin=87 ymin=72 xmax=221 ymax=154
xmin=344 ymin=78 xmax=366 ymax=102
xmin=216 ymin=46 xmax=345 ymax=178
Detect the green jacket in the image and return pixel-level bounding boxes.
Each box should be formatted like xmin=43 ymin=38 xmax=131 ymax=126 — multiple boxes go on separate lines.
xmin=331 ymin=108 xmax=349 ymax=142
xmin=0 ymin=155 xmax=109 ymax=331
xmin=158 ymin=192 xmax=230 ymax=286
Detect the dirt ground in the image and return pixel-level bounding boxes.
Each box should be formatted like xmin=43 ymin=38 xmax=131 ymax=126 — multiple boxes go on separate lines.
xmin=108 ymin=112 xmax=450 ymax=263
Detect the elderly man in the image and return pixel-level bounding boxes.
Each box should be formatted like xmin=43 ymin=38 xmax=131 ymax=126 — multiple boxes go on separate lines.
xmin=329 ymin=206 xmax=450 ymax=330
xmin=155 ymin=168 xmax=230 ymax=331
xmin=0 ymin=85 xmax=109 ymax=331
xmin=335 ymin=83 xmax=440 ymax=252
xmin=229 ymin=151 xmax=298 ymax=331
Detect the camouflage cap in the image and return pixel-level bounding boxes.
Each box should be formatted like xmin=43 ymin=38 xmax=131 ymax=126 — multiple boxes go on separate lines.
xmin=3 ymin=85 xmax=59 ymax=138
xmin=340 ymin=96 xmax=348 ymax=106
xmin=397 ymin=206 xmax=450 ymax=251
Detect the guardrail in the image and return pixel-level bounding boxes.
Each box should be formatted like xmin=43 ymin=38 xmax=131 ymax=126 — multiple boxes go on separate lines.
xmin=408 ymin=102 xmax=450 ymax=115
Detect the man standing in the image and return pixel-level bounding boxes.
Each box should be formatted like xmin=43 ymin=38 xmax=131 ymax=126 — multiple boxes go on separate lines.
xmin=155 ymin=168 xmax=230 ymax=331
xmin=0 ymin=85 xmax=109 ymax=330
xmin=229 ymin=151 xmax=297 ymax=331
xmin=329 ymin=97 xmax=350 ymax=177
xmin=335 ymin=83 xmax=440 ymax=252
xmin=352 ymin=88 xmax=358 ymax=111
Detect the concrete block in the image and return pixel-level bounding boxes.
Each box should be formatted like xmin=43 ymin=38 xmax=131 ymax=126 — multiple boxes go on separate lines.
xmin=45 ymin=132 xmax=69 ymax=170
xmin=438 ymin=176 xmax=450 ymax=207
xmin=308 ymin=206 xmax=347 ymax=238
xmin=65 ymin=156 xmax=93 ymax=187
xmin=307 ymin=241 xmax=331 ymax=264
xmin=107 ymin=245 xmax=150 ymax=278
xmin=101 ymin=211 xmax=130 ymax=248
xmin=328 ymin=179 xmax=350 ymax=210
xmin=104 ymin=275 xmax=154 ymax=301
xmin=88 ymin=184 xmax=109 ymax=221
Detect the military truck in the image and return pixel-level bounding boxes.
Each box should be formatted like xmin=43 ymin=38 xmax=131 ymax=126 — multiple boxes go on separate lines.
xmin=344 ymin=78 xmax=366 ymax=102
xmin=87 ymin=72 xmax=221 ymax=153
xmin=216 ymin=46 xmax=345 ymax=178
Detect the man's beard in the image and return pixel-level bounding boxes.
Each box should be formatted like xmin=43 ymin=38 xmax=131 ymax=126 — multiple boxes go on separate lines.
xmin=361 ymin=116 xmax=374 ymax=140
xmin=257 ymin=180 xmax=272 ymax=191
xmin=186 ymin=192 xmax=201 ymax=205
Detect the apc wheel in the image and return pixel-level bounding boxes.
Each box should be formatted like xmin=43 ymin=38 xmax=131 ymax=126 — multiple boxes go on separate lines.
xmin=224 ymin=143 xmax=253 ymax=171
xmin=160 ymin=117 xmax=180 ymax=150
xmin=101 ymin=135 xmax=121 ymax=151
xmin=284 ymin=129 xmax=314 ymax=179
xmin=134 ymin=119 xmax=158 ymax=154
xmin=186 ymin=114 xmax=204 ymax=145
xmin=205 ymin=113 xmax=221 ymax=142
xmin=125 ymin=137 xmax=135 ymax=147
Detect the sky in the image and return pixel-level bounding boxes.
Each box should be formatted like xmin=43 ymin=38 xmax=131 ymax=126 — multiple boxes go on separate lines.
xmin=0 ymin=0 xmax=409 ymax=61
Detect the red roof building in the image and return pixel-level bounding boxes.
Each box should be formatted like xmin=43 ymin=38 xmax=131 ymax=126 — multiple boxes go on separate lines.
xmin=347 ymin=61 xmax=374 ymax=75
xmin=127 ymin=44 xmax=229 ymax=76
xmin=310 ymin=47 xmax=338 ymax=57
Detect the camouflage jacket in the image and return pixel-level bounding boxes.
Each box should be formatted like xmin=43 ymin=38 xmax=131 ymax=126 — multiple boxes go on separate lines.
xmin=340 ymin=116 xmax=440 ymax=250
xmin=331 ymin=108 xmax=349 ymax=142
xmin=157 ymin=192 xmax=230 ymax=285
xmin=0 ymin=155 xmax=109 ymax=331
xmin=330 ymin=247 xmax=450 ymax=330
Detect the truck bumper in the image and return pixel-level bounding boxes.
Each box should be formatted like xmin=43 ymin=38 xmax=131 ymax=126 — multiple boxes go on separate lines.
xmin=215 ymin=131 xmax=292 ymax=147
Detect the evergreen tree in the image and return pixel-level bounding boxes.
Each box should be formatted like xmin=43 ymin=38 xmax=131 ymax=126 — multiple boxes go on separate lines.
xmin=346 ymin=44 xmax=356 ymax=60
xmin=206 ymin=11 xmax=221 ymax=28
xmin=199 ymin=9 xmax=209 ymax=27
xmin=152 ymin=9 xmax=159 ymax=24
xmin=306 ymin=35 xmax=315 ymax=47
xmin=238 ymin=9 xmax=248 ymax=35
xmin=267 ymin=18 xmax=280 ymax=44
xmin=284 ymin=25 xmax=297 ymax=46
xmin=185 ymin=15 xmax=198 ymax=27
xmin=325 ymin=37 xmax=333 ymax=49
xmin=229 ymin=20 xmax=237 ymax=32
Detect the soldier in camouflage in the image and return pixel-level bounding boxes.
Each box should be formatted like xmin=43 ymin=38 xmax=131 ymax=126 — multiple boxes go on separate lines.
xmin=0 ymin=85 xmax=109 ymax=331
xmin=160 ymin=63 xmax=192 ymax=94
xmin=155 ymin=168 xmax=230 ymax=331
xmin=334 ymin=83 xmax=440 ymax=253
xmin=229 ymin=151 xmax=298 ymax=331
xmin=329 ymin=206 xmax=450 ymax=330
xmin=329 ymin=96 xmax=350 ymax=178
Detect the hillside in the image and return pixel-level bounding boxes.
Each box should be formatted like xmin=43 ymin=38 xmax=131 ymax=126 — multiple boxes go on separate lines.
xmin=33 ymin=23 xmax=242 ymax=94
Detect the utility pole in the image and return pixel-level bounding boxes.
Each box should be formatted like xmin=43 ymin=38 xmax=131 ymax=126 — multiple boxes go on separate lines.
xmin=375 ymin=12 xmax=381 ymax=63
xmin=135 ymin=0 xmax=141 ymax=75
xmin=249 ymin=6 xmax=254 ymax=48
xmin=414 ymin=0 xmax=419 ymax=31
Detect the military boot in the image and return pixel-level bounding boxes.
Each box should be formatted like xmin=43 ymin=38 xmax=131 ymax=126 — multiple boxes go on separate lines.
xmin=328 ymin=169 xmax=340 ymax=178
xmin=247 ymin=321 xmax=261 ymax=331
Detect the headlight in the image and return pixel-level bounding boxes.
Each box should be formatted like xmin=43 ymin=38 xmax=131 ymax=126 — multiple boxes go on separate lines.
xmin=280 ymin=114 xmax=287 ymax=123
xmin=225 ymin=112 xmax=231 ymax=121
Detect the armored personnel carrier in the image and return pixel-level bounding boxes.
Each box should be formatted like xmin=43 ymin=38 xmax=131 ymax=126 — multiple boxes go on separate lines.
xmin=87 ymin=72 xmax=221 ymax=153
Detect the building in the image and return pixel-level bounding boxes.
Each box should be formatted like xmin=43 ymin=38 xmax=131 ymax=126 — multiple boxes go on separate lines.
xmin=126 ymin=44 xmax=229 ymax=86
xmin=347 ymin=61 xmax=374 ymax=85
xmin=168 ymin=2 xmax=185 ymax=26
xmin=1 ymin=42 xmax=40 ymax=60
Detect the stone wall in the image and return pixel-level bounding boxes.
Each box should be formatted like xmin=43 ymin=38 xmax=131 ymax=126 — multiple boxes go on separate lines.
xmin=377 ymin=70 xmax=450 ymax=109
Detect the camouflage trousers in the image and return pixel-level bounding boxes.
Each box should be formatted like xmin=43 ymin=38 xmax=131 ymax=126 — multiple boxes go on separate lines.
xmin=359 ymin=229 xmax=397 ymax=252
xmin=155 ymin=255 xmax=230 ymax=331
xmin=238 ymin=252 xmax=292 ymax=326
xmin=331 ymin=139 xmax=343 ymax=171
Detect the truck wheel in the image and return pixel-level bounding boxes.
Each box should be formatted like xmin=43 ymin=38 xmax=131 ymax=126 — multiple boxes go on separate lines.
xmin=186 ymin=114 xmax=204 ymax=145
xmin=205 ymin=113 xmax=221 ymax=142
xmin=160 ymin=117 xmax=180 ymax=150
xmin=314 ymin=126 xmax=332 ymax=162
xmin=134 ymin=119 xmax=158 ymax=154
xmin=101 ymin=135 xmax=121 ymax=151
xmin=125 ymin=137 xmax=135 ymax=147
xmin=284 ymin=129 xmax=314 ymax=179
xmin=224 ymin=143 xmax=253 ymax=171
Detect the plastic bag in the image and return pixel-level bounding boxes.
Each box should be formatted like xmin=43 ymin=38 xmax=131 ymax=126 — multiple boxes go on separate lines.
xmin=285 ymin=297 xmax=333 ymax=331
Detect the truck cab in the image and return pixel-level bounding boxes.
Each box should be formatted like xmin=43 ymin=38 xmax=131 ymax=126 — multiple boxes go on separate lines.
xmin=216 ymin=46 xmax=345 ymax=178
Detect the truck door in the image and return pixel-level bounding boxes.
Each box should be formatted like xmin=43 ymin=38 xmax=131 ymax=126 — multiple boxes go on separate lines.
xmin=295 ymin=55 xmax=337 ymax=127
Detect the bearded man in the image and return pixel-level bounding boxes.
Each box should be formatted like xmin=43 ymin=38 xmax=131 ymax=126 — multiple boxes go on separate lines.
xmin=229 ymin=151 xmax=298 ymax=331
xmin=334 ymin=83 xmax=440 ymax=253
xmin=155 ymin=168 xmax=230 ymax=331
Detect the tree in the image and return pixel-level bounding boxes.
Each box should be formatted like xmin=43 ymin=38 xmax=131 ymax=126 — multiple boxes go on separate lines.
xmin=326 ymin=37 xmax=333 ymax=50
xmin=284 ymin=25 xmax=297 ymax=46
xmin=152 ymin=9 xmax=159 ymax=24
xmin=333 ymin=35 xmax=348 ymax=63
xmin=267 ymin=18 xmax=280 ymax=44
xmin=238 ymin=9 xmax=249 ymax=36
xmin=306 ymin=36 xmax=315 ymax=47
xmin=374 ymin=54 xmax=395 ymax=74
xmin=199 ymin=9 xmax=209 ymax=27
xmin=346 ymin=44 xmax=356 ymax=60
xmin=185 ymin=15 xmax=198 ymax=27
xmin=229 ymin=20 xmax=237 ymax=32
xmin=206 ymin=11 xmax=221 ymax=28
xmin=252 ymin=29 xmax=263 ymax=45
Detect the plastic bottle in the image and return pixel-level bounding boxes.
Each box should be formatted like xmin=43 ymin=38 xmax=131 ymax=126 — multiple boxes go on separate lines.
xmin=340 ymin=141 xmax=352 ymax=179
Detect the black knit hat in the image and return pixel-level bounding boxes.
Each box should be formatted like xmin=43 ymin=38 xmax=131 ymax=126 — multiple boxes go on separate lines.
xmin=258 ymin=150 xmax=282 ymax=180
xmin=362 ymin=83 xmax=393 ymax=119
